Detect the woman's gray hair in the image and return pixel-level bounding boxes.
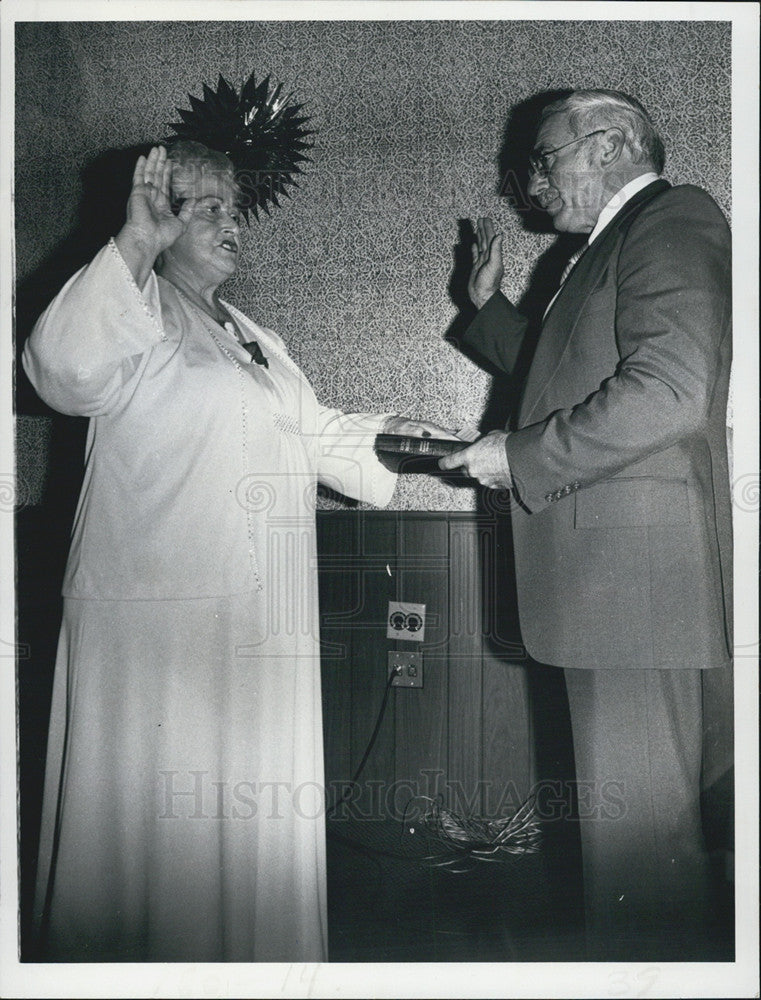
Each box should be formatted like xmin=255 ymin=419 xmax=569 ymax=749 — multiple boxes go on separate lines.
xmin=164 ymin=139 xmax=241 ymax=203
xmin=540 ymin=90 xmax=666 ymax=173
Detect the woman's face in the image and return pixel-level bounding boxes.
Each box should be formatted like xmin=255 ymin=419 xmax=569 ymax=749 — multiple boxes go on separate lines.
xmin=164 ymin=164 xmax=243 ymax=286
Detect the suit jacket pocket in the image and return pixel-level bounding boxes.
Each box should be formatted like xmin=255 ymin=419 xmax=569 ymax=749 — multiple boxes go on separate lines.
xmin=574 ymin=477 xmax=692 ymax=529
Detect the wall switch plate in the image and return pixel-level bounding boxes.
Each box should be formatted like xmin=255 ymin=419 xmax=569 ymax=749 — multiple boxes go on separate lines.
xmin=388 ymin=650 xmax=423 ymax=688
xmin=386 ymin=601 xmax=426 ymax=642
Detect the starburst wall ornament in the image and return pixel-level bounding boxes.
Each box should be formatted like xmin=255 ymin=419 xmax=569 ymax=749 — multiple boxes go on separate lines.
xmin=167 ymin=71 xmax=315 ymax=220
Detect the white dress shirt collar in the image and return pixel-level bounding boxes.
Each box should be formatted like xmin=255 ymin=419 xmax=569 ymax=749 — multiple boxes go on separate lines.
xmin=588 ymin=171 xmax=660 ymax=245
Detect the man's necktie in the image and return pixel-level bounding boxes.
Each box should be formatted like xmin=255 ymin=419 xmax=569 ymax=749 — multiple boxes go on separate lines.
xmin=242 ymin=341 xmax=269 ymax=367
xmin=559 ymin=242 xmax=589 ymax=286
xmin=543 ymin=242 xmax=589 ymax=321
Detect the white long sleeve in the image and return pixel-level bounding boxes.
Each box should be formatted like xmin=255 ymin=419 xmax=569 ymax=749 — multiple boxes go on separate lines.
xmin=23 ymin=240 xmax=165 ymax=417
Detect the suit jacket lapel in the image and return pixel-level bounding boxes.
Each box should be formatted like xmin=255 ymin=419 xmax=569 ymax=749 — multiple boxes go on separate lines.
xmin=519 ymin=180 xmax=671 ymax=425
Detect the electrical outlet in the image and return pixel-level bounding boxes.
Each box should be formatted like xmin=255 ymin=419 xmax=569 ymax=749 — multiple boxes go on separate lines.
xmin=386 ymin=601 xmax=426 ymax=642
xmin=388 ymin=651 xmax=423 ymax=688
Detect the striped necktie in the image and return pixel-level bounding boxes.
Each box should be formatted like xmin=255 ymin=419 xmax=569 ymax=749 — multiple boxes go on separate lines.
xmin=559 ymin=242 xmax=589 ymax=286
xmin=543 ymin=242 xmax=589 ymax=321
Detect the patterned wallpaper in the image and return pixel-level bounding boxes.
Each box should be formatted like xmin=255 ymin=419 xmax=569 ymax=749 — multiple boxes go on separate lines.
xmin=15 ymin=19 xmax=731 ymax=510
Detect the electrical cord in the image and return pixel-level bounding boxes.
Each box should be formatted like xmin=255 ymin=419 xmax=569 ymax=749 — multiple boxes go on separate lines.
xmin=325 ymin=663 xmax=539 ymax=869
xmin=324 ymin=666 xmax=406 ymax=920
xmin=326 ymin=664 xmax=397 ymax=820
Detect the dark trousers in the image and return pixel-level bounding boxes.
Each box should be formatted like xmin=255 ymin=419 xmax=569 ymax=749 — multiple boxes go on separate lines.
xmin=563 ymin=666 xmax=712 ymax=961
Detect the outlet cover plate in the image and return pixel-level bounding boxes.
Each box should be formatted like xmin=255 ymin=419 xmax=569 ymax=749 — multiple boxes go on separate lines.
xmin=388 ymin=650 xmax=423 ymax=688
xmin=386 ymin=601 xmax=426 ymax=642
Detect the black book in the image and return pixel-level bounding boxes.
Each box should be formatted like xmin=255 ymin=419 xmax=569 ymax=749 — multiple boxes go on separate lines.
xmin=374 ymin=434 xmax=467 ymax=457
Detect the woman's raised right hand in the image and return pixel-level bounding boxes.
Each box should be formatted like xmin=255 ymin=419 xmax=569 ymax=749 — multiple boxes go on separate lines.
xmin=121 ymin=146 xmax=195 ymax=256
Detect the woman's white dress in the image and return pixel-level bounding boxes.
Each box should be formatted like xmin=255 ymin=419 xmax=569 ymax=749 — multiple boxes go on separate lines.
xmin=23 ymin=241 xmax=396 ymax=962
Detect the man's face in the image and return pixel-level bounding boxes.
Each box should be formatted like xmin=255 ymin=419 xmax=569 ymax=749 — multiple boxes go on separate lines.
xmin=527 ymin=112 xmax=609 ymax=233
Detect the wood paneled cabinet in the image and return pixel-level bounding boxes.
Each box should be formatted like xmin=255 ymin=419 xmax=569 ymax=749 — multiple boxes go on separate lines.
xmin=317 ymin=511 xmax=535 ymax=823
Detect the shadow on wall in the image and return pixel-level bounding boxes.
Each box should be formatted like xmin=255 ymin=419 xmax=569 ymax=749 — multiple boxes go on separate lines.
xmin=496 ymin=89 xmax=573 ymax=234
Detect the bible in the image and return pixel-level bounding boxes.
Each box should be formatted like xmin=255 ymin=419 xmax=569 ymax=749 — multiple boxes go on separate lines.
xmin=374 ymin=434 xmax=468 ymax=458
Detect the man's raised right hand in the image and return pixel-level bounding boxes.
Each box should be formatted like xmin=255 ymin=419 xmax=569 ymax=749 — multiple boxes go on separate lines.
xmin=468 ymin=216 xmax=504 ymax=309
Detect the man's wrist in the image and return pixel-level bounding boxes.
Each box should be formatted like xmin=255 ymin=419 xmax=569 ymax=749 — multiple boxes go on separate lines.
xmin=491 ymin=430 xmax=511 ymax=480
xmin=471 ymin=286 xmax=499 ymax=310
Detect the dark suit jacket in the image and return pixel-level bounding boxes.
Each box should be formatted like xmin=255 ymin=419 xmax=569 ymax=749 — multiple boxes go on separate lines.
xmin=463 ymin=180 xmax=732 ymax=670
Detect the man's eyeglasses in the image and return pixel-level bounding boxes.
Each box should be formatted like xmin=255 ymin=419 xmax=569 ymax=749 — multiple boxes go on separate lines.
xmin=528 ymin=129 xmax=607 ymax=176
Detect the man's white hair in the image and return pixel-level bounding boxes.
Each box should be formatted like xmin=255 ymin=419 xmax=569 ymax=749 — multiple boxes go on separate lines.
xmin=540 ymin=89 xmax=665 ymax=173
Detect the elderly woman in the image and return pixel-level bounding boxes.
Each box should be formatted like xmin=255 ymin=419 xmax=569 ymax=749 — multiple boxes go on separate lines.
xmin=23 ymin=142 xmax=449 ymax=962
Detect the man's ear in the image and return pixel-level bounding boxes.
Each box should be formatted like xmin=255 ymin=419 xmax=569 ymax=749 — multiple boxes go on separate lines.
xmin=599 ymin=127 xmax=627 ymax=167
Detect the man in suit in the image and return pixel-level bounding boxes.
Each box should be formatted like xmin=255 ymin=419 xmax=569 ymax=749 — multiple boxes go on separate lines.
xmin=439 ymin=90 xmax=732 ymax=960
